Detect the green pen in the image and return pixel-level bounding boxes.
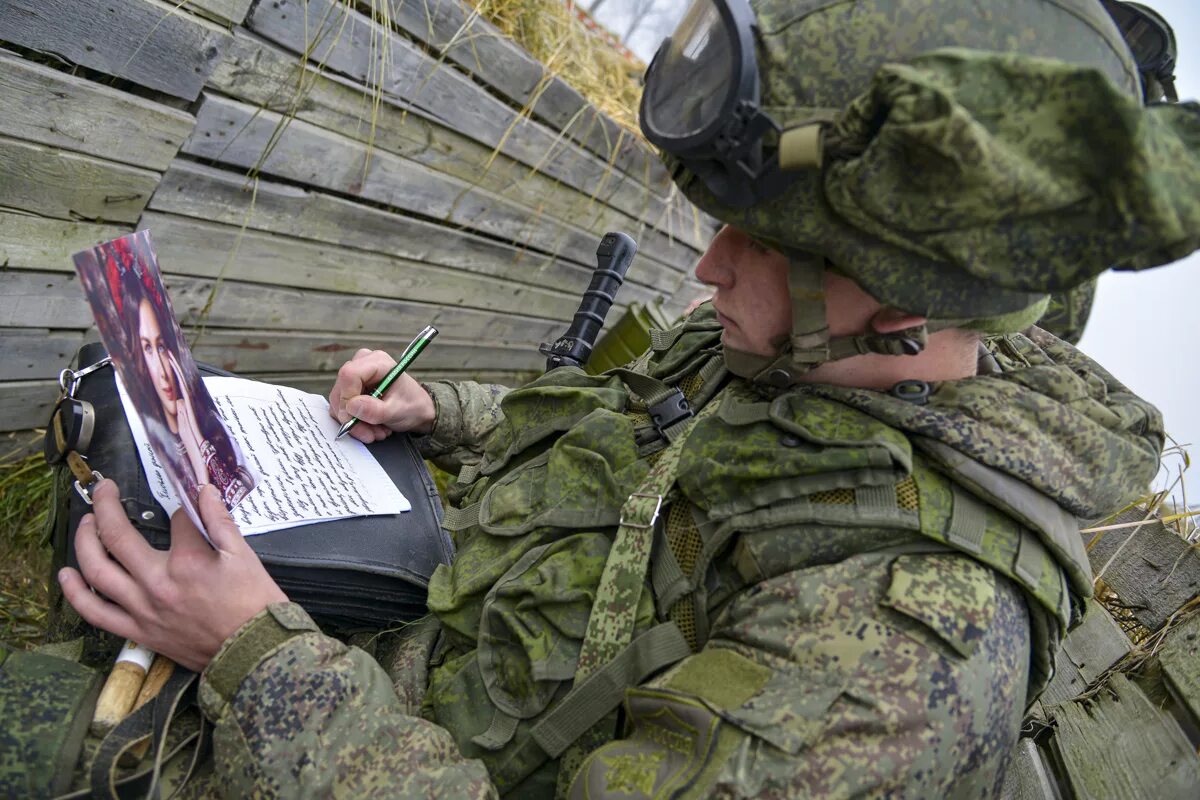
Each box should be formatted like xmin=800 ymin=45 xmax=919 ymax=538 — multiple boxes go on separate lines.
xmin=335 ymin=325 xmax=439 ymax=440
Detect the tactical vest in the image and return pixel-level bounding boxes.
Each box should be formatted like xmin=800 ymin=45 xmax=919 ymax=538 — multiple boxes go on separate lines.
xmin=422 ymin=311 xmax=1088 ymax=796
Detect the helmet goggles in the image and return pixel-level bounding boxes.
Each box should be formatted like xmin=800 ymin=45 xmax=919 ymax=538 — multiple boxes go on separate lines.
xmin=640 ymin=0 xmax=791 ymax=208
xmin=1101 ymin=1 xmax=1177 ymax=101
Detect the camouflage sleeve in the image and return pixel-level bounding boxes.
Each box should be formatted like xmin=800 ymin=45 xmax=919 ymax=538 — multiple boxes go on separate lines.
xmin=198 ymin=603 xmax=497 ymax=799
xmin=570 ymin=551 xmax=1031 ymax=799
xmin=418 ymin=381 xmax=510 ymax=473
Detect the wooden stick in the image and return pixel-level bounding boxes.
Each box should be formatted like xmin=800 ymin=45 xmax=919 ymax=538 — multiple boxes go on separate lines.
xmin=90 ymin=640 xmax=153 ymax=737
xmin=122 ymin=654 xmax=177 ymax=764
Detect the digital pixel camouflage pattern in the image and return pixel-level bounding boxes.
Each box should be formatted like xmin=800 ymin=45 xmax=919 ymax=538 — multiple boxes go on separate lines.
xmin=193 ymin=305 xmax=1164 ymax=798
xmin=671 ymin=0 xmax=1200 ymax=330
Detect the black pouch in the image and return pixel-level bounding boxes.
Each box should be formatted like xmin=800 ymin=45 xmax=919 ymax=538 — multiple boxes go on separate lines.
xmin=49 ymin=342 xmax=452 ymax=632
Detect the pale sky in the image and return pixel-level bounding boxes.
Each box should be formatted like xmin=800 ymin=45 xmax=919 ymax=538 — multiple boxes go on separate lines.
xmin=1079 ymin=0 xmax=1199 ymax=506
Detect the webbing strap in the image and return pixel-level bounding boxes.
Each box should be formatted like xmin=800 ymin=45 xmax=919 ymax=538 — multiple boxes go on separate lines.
xmin=441 ymin=502 xmax=480 ymax=532
xmin=458 ymin=463 xmax=480 ymax=485
xmin=572 ymin=395 xmax=720 ymax=681
xmin=650 ymin=326 xmax=685 ymax=352
xmin=472 ymin=708 xmax=520 ymax=751
xmin=1014 ymin=529 xmax=1048 ymax=590
xmin=857 ymin=483 xmax=897 ymax=511
xmin=612 ymin=369 xmax=680 ymax=408
xmin=86 ymin=669 xmax=199 ymax=800
xmin=532 ymin=622 xmax=691 ymax=758
xmin=947 ymin=485 xmax=989 ymax=555
xmin=554 ymin=396 xmax=721 ymax=795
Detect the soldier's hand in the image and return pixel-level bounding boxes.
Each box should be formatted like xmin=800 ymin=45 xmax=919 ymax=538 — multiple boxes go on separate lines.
xmin=328 ymin=348 xmax=436 ymax=442
xmin=58 ymin=480 xmax=288 ymax=672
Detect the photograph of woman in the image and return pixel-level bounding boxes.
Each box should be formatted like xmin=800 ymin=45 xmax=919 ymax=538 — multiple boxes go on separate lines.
xmin=74 ymin=231 xmax=255 ymax=528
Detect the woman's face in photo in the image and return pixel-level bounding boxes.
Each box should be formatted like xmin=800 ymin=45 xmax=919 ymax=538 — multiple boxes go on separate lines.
xmin=138 ymin=298 xmax=179 ymax=422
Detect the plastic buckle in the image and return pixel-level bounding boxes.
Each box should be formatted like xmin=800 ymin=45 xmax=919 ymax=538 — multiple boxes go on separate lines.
xmin=619 ymin=492 xmax=663 ymax=530
xmin=74 ymin=470 xmax=104 ymax=506
xmin=647 ymin=388 xmax=692 ymax=437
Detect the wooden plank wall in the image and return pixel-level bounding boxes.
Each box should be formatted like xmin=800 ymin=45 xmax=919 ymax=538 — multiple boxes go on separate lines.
xmin=998 ymin=517 xmax=1200 ymax=800
xmin=0 ymin=0 xmax=711 ymax=440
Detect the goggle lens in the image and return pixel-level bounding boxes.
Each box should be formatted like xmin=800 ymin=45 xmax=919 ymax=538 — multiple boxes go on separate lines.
xmin=642 ymin=0 xmax=736 ymax=140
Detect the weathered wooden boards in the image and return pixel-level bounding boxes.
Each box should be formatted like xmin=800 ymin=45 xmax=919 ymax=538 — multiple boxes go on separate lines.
xmin=1052 ymin=674 xmax=1200 ymax=800
xmin=1040 ymin=598 xmax=1133 ymax=708
xmin=240 ymin=0 xmax=707 ymax=253
xmin=0 ymin=0 xmax=711 ymax=438
xmin=1084 ymin=509 xmax=1200 ymax=632
xmin=0 ymin=52 xmax=195 ymax=170
xmin=1158 ymin=610 xmax=1200 ymax=726
xmin=182 ymin=0 xmax=254 ymax=26
xmin=998 ymin=739 xmax=1058 ymax=800
xmin=0 ymin=0 xmax=229 ymax=100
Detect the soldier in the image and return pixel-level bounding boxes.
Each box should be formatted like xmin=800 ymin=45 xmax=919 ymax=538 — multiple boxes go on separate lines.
xmin=59 ymin=0 xmax=1197 ymax=797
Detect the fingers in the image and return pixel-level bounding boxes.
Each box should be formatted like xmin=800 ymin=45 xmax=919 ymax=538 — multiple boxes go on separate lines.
xmin=74 ymin=511 xmax=147 ymax=610
xmin=90 ymin=480 xmax=157 ymax=571
xmin=194 ymin=484 xmax=246 ymax=554
xmin=329 ymin=350 xmax=397 ymax=423
xmin=58 ymin=566 xmax=139 ymax=641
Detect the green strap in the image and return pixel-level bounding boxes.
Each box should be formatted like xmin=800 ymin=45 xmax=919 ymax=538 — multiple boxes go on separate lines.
xmin=947 ymin=484 xmax=989 ymax=555
xmin=532 ymin=622 xmax=691 ymax=759
xmin=573 ymin=395 xmax=720 ymax=681
xmin=554 ymin=396 xmax=722 ymax=795
xmin=441 ymin=502 xmax=480 ymax=532
xmin=472 ymin=708 xmax=520 ymax=751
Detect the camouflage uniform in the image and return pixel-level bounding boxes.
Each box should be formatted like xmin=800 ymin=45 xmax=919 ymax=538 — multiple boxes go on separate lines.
xmin=189 ymin=0 xmax=1189 ymax=796
xmin=192 ymin=309 xmax=1162 ymax=799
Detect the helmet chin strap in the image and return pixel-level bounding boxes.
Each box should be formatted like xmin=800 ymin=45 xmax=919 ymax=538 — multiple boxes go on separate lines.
xmin=722 ymin=256 xmax=929 ymax=389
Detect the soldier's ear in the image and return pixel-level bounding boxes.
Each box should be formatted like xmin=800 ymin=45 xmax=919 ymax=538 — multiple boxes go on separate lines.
xmin=870 ymin=307 xmax=926 ymax=334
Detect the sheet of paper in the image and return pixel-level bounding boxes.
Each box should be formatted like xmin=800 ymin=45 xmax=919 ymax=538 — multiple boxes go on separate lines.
xmin=121 ymin=375 xmax=410 ymax=536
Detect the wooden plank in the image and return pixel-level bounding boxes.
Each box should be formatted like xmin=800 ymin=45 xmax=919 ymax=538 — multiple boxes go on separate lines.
xmin=0 ymin=269 xmax=572 ymax=343
xmin=181 ymin=93 xmax=689 ymax=296
xmin=206 ymin=32 xmax=704 ymax=278
xmin=0 ymin=50 xmax=195 ymax=170
xmin=998 ymin=739 xmax=1058 ymax=800
xmin=0 ymin=271 xmax=89 ymax=327
xmin=383 ymin=0 xmax=670 ymax=192
xmin=181 ymin=0 xmax=253 ymax=26
xmin=1084 ymin=508 xmax=1200 ymax=631
xmin=185 ymin=329 xmax=545 ymax=375
xmin=241 ymin=0 xmax=709 ymax=255
xmin=0 ymin=0 xmax=230 ymax=101
xmin=150 ymin=160 xmax=619 ymax=298
xmin=183 ymin=94 xmax=592 ymax=263
xmin=1159 ymin=611 xmax=1200 ymax=728
xmin=163 ymin=275 xmax=564 ymax=345
xmin=0 ymin=136 xmax=160 ymax=224
xmin=0 ymin=212 xmax=129 ymax=270
xmin=138 ymin=211 xmax=579 ymax=320
xmin=0 ymin=380 xmax=59 ymax=432
xmin=0 ymin=329 xmax=85 ymax=380
xmin=149 ymin=161 xmax=664 ymax=308
xmin=1052 ymin=673 xmax=1200 ymax=800
xmin=1040 ymin=598 xmax=1132 ymax=707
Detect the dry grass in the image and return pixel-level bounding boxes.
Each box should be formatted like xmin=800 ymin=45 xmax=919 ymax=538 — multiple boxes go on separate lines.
xmin=0 ymin=450 xmax=54 ymax=651
xmin=463 ymin=0 xmax=644 ymax=131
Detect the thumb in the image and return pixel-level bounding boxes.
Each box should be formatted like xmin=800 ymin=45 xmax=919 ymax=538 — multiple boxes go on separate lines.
xmin=196 ymin=484 xmax=245 ymax=553
xmin=346 ymin=395 xmax=393 ymax=426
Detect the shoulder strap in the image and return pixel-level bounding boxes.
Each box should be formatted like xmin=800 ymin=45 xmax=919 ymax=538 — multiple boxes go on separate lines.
xmin=554 ymin=393 xmax=723 ymax=793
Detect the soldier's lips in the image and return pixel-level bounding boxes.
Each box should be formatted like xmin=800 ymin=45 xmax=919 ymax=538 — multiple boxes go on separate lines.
xmin=713 ymin=307 xmax=736 ymax=330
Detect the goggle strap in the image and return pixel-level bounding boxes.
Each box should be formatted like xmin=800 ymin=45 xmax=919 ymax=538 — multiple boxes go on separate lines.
xmin=787 ymin=256 xmax=830 ymax=363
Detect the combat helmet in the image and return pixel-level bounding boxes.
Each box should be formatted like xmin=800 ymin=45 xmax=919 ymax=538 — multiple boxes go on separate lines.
xmin=639 ymin=0 xmax=1193 ymax=387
